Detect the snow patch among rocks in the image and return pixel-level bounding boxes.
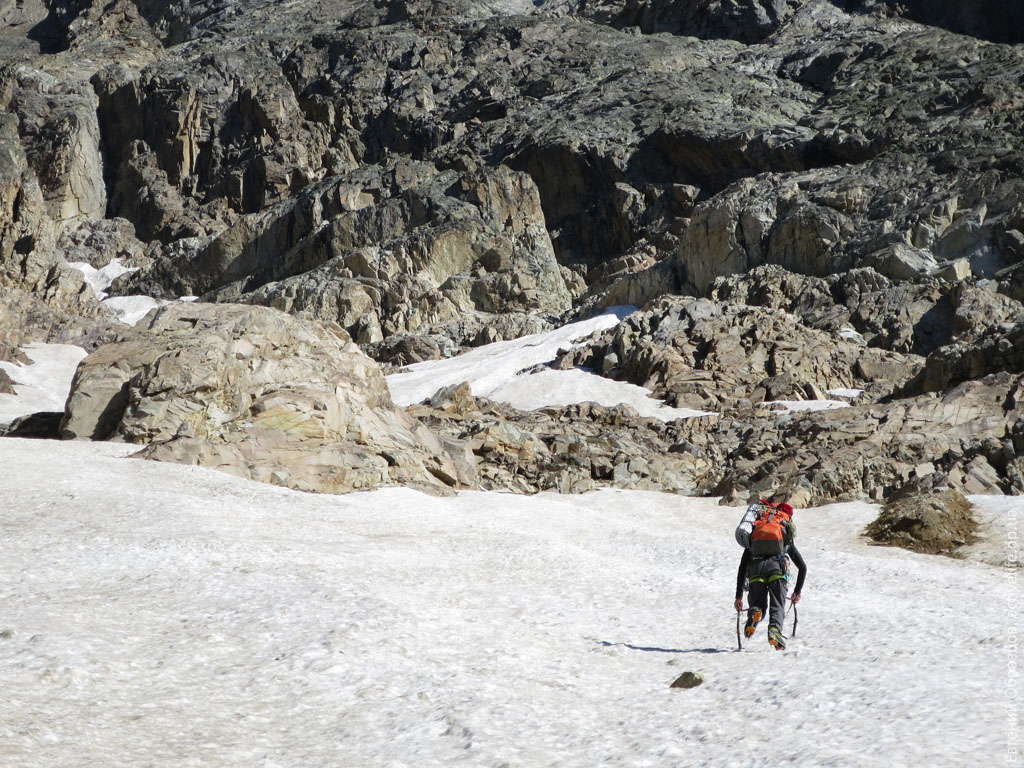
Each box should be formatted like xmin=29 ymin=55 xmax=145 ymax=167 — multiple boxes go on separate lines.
xmin=387 ymin=307 xmax=708 ymax=421
xmin=0 ymin=343 xmax=86 ymax=426
xmin=67 ymin=258 xmax=136 ymax=299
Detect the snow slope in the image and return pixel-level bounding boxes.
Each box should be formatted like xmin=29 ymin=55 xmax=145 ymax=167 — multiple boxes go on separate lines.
xmin=0 ymin=312 xmax=1020 ymax=766
xmin=1 ymin=437 xmax=1018 ymax=768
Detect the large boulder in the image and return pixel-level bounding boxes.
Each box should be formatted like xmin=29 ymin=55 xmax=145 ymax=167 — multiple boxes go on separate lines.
xmin=60 ymin=302 xmax=478 ymax=495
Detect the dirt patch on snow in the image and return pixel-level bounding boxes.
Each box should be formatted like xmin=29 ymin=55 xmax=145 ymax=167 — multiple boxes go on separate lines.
xmin=865 ymin=490 xmax=979 ymax=557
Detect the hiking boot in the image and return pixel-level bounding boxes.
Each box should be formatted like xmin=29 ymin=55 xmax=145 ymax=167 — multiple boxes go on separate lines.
xmin=744 ymin=609 xmax=762 ymax=638
xmin=768 ymin=625 xmax=787 ymax=651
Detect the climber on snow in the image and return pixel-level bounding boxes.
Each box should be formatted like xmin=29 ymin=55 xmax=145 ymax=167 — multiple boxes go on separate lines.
xmin=733 ymin=499 xmax=807 ymax=650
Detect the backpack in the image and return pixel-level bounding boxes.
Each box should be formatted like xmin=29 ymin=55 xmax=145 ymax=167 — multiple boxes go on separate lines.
xmin=750 ymin=508 xmax=790 ymax=556
xmin=735 ymin=499 xmax=794 ymax=554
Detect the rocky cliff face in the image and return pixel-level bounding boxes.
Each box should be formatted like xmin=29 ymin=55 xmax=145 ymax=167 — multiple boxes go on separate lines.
xmin=1 ymin=0 xmax=1022 ymax=501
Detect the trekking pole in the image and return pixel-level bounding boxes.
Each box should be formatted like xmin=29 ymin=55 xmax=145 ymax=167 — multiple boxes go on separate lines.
xmin=736 ymin=608 xmax=743 ymax=650
xmin=790 ymin=600 xmax=799 ymax=638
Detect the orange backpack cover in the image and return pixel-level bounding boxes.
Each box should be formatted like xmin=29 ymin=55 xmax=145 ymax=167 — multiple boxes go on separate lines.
xmin=748 ymin=502 xmax=793 ymax=556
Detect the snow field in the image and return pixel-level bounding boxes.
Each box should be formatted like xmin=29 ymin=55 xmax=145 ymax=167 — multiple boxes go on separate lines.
xmin=1 ymin=308 xmax=1019 ymax=766
xmin=0 ymin=438 xmax=1017 ymax=768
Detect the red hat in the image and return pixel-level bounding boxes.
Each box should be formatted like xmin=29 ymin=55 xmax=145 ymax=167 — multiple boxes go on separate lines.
xmin=778 ymin=502 xmax=794 ymax=516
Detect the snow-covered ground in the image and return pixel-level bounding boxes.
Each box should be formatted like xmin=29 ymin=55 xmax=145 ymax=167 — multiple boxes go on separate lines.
xmin=0 ymin=313 xmax=1021 ymax=767
xmin=0 ymin=437 xmax=1019 ymax=767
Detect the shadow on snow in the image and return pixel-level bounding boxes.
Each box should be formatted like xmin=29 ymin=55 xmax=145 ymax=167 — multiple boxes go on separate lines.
xmin=595 ymin=640 xmax=730 ymax=654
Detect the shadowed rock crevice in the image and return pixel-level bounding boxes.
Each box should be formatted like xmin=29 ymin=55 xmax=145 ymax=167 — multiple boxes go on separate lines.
xmin=545 ymin=0 xmax=796 ymax=44
xmin=836 ymin=0 xmax=1024 ymax=45
xmin=26 ymin=0 xmax=95 ymax=55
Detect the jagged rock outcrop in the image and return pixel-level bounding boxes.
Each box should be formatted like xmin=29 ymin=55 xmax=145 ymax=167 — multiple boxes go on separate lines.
xmin=12 ymin=0 xmax=1022 ymax=316
xmin=6 ymin=1 xmax=1023 ymax=298
xmin=61 ymin=0 xmax=1021 ymax=326
xmin=445 ymin=276 xmax=1022 ymax=502
xmin=113 ymin=158 xmax=572 ymax=351
xmin=908 ymin=319 xmax=1024 ymax=395
xmin=544 ymin=0 xmax=799 ymax=43
xmin=711 ymin=264 xmax=1024 ymax=356
xmin=1 ymin=65 xmax=105 ymax=223
xmin=699 ymin=371 xmax=1024 ymax=503
xmin=0 ymin=72 xmax=114 ymax=354
xmin=367 ymin=310 xmax=559 ymax=366
xmin=857 ymin=0 xmax=1024 ymax=45
xmin=60 ymin=302 xmax=479 ymax=494
xmin=56 ymin=216 xmax=149 ymax=271
xmin=552 ymin=292 xmax=921 ymax=411
xmin=675 ymin=156 xmax=1024 ymax=296
xmin=408 ymin=382 xmax=717 ymax=495
xmin=407 ymin=358 xmax=1024 ymax=503
xmin=447 ymin=369 xmax=1024 ymax=503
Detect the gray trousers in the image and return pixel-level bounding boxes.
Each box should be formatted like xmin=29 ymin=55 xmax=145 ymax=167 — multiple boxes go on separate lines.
xmin=748 ymin=577 xmax=789 ymax=631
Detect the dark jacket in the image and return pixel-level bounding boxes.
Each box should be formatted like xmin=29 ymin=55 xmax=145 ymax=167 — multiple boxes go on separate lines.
xmin=735 ymin=543 xmax=807 ymax=600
